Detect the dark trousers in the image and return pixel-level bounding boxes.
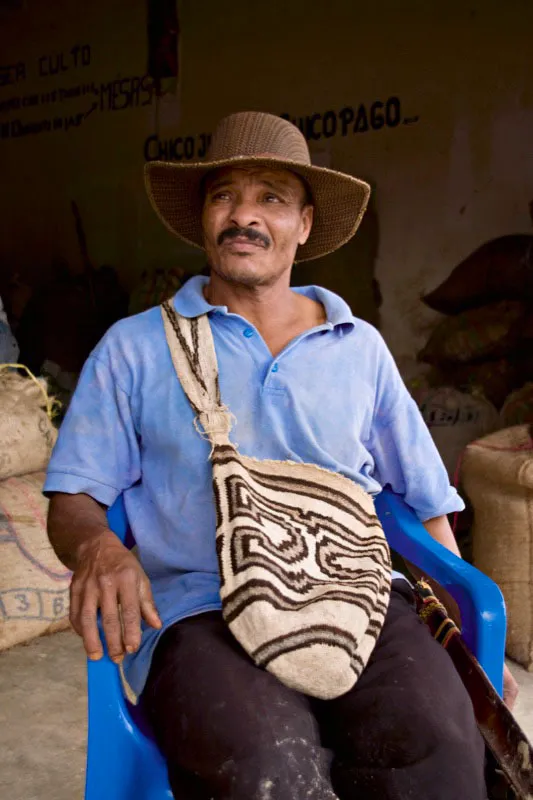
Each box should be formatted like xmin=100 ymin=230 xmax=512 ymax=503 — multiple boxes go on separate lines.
xmin=143 ymin=581 xmax=486 ymax=799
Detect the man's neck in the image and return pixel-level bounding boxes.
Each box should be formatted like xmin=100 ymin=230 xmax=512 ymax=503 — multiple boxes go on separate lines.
xmin=204 ymin=274 xmax=300 ymax=332
xmin=203 ymin=272 xmax=326 ymax=357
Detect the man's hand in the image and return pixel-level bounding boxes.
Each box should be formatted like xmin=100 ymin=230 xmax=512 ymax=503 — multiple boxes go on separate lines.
xmin=48 ymin=492 xmax=162 ymax=663
xmin=69 ymin=530 xmax=162 ymax=663
xmin=503 ymin=664 xmax=519 ymax=710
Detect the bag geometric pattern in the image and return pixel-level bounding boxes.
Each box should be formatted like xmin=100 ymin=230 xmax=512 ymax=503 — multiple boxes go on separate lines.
xmin=161 ymin=301 xmax=391 ymax=699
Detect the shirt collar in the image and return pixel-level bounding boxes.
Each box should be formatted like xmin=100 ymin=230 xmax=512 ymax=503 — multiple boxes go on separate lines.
xmin=172 ymin=275 xmax=355 ymax=330
xmin=294 ymin=284 xmax=355 ymax=329
xmin=173 ymin=276 xmax=217 ymax=318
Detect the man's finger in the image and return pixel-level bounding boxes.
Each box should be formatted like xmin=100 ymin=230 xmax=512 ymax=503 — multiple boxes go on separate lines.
xmin=117 ymin=573 xmax=142 ymax=654
xmin=504 ymin=691 xmax=517 ymax=711
xmin=504 ymin=681 xmax=519 ymax=711
xmin=78 ymin=586 xmax=104 ymax=660
xmin=139 ymin=578 xmax=162 ymax=630
xmin=99 ymin=577 xmax=124 ymax=663
xmin=503 ymin=665 xmax=519 ymax=710
xmin=69 ymin=580 xmax=83 ymax=635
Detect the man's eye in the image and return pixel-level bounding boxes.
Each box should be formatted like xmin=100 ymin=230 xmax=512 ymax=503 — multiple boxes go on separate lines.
xmin=264 ymin=193 xmax=281 ymax=203
xmin=211 ymin=191 xmax=230 ymax=201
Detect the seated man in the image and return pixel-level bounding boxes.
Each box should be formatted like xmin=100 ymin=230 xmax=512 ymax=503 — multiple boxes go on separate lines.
xmin=46 ymin=111 xmax=513 ymax=799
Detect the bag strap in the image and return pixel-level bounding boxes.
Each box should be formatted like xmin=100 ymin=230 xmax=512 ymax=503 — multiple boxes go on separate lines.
xmin=161 ymin=300 xmax=233 ymax=451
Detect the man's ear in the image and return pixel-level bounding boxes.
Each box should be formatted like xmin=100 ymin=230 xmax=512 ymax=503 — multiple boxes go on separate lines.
xmin=299 ymin=205 xmax=314 ymax=246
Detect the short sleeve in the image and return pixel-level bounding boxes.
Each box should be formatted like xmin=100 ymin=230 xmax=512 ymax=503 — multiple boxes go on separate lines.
xmin=367 ymin=336 xmax=465 ymax=521
xmin=44 ymin=352 xmax=141 ymax=507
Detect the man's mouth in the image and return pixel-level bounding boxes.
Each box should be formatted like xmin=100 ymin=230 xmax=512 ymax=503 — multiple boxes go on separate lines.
xmin=224 ymin=237 xmax=264 ymax=248
xmin=218 ymin=227 xmax=270 ymax=249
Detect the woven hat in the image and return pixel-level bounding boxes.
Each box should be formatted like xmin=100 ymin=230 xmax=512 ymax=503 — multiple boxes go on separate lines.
xmin=144 ymin=111 xmax=371 ymax=262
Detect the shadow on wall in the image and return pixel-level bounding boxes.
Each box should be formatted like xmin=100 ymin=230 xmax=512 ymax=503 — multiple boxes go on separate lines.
xmin=291 ymin=192 xmax=381 ymax=328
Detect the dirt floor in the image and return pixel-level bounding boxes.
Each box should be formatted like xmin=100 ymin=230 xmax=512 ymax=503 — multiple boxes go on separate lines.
xmin=0 ymin=630 xmax=532 ymax=800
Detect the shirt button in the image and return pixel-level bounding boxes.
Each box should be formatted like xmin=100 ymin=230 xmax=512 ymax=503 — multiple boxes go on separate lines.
xmin=243 ymin=327 xmax=254 ymax=338
xmin=272 ymin=363 xmax=279 ymax=373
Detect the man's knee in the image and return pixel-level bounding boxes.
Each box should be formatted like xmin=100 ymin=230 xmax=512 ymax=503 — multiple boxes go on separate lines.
xmin=212 ymin=738 xmax=337 ymax=800
xmin=344 ymin=696 xmax=483 ymax=770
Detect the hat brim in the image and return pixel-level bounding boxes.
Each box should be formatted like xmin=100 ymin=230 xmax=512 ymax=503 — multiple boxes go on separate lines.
xmin=144 ymin=156 xmax=371 ymax=262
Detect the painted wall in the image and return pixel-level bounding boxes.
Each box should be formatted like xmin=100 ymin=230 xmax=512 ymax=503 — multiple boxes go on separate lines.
xmin=1 ymin=0 xmax=532 ymax=367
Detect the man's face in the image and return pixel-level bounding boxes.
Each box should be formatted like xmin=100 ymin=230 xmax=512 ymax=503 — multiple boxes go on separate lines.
xmin=201 ymin=166 xmax=314 ymax=288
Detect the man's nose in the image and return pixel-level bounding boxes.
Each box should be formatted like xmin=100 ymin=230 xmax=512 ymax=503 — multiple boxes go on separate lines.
xmin=229 ymin=198 xmax=260 ymax=229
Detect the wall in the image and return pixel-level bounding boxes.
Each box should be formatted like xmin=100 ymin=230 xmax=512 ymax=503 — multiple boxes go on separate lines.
xmin=1 ymin=0 xmax=532 ymax=366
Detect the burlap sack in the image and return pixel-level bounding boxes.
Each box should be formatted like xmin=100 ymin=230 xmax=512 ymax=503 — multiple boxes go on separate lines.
xmin=501 ymin=383 xmax=533 ymax=427
xmin=414 ymin=387 xmax=500 ymax=480
xmin=0 ymin=471 xmax=71 ymax=650
xmin=461 ymin=425 xmax=533 ymax=669
xmin=422 ymin=235 xmax=533 ymax=314
xmin=0 ymin=367 xmax=58 ymax=480
xmin=440 ymin=359 xmax=520 ymax=410
xmin=419 ymin=300 xmax=525 ymax=365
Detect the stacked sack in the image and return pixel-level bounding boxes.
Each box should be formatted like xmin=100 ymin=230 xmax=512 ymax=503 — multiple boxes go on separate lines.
xmin=420 ymin=233 xmax=533 ymax=410
xmin=412 ymin=230 xmax=533 ymax=558
xmin=0 ymin=366 xmax=71 ymax=651
xmin=411 ymin=385 xmax=500 ymax=561
xmin=461 ymin=425 xmax=533 ymax=670
xmin=501 ymin=382 xmax=533 ymax=428
xmin=413 ymin=386 xmax=500 ymax=482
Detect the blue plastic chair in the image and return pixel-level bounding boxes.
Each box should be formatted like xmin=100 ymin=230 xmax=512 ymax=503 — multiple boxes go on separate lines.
xmin=85 ymin=489 xmax=507 ymax=799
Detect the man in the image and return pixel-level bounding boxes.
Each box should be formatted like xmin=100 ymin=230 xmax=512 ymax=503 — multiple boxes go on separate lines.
xmin=46 ymin=112 xmax=515 ymax=799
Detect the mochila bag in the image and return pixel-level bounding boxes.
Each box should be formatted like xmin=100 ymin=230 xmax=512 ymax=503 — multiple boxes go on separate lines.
xmin=161 ymin=302 xmax=392 ymax=699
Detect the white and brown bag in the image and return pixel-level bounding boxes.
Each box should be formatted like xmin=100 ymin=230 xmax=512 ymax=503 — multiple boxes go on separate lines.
xmin=162 ymin=302 xmax=392 ymax=699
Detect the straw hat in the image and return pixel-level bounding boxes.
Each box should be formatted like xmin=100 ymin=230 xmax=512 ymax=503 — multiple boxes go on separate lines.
xmin=144 ymin=111 xmax=371 ymax=262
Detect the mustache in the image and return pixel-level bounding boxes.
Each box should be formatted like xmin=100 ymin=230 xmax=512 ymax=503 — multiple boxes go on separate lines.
xmin=217 ymin=226 xmax=271 ymax=248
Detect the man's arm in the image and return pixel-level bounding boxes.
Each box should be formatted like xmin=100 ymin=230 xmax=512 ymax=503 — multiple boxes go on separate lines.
xmin=404 ymin=515 xmax=461 ymax=624
xmin=48 ymin=492 xmax=111 ymax=570
xmin=48 ymin=492 xmax=161 ymax=664
xmin=423 ymin=514 xmax=461 ymax=558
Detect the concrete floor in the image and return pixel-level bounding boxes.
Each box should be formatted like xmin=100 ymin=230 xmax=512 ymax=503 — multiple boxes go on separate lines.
xmin=0 ymin=631 xmax=86 ymax=800
xmin=0 ymin=631 xmax=532 ymax=800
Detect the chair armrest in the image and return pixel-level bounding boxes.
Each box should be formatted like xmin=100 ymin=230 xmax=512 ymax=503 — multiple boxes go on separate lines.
xmin=375 ymin=488 xmax=506 ymax=696
xmin=86 ymin=621 xmax=145 ymax=744
xmin=85 ymin=623 xmax=171 ymax=798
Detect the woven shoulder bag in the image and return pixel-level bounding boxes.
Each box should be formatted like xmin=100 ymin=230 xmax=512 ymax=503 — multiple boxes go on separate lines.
xmin=161 ymin=302 xmax=392 ymax=699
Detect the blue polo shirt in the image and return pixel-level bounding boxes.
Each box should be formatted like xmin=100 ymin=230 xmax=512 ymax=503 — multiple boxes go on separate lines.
xmin=44 ymin=276 xmax=463 ymax=699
